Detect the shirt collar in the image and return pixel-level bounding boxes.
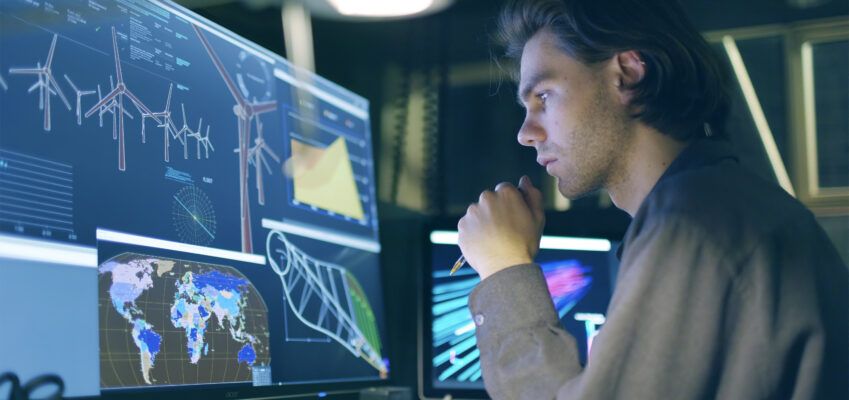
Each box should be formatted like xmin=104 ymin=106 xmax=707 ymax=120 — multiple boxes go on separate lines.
xmin=615 ymin=138 xmax=738 ymax=261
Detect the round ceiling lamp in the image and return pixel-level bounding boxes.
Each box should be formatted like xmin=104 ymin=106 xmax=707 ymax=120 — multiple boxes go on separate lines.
xmin=304 ymin=0 xmax=455 ymax=20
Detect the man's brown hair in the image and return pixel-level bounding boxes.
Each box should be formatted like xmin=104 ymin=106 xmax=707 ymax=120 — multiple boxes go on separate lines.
xmin=496 ymin=0 xmax=731 ymax=140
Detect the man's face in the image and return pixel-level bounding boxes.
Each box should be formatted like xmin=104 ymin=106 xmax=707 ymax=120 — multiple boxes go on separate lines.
xmin=516 ymin=29 xmax=633 ymax=199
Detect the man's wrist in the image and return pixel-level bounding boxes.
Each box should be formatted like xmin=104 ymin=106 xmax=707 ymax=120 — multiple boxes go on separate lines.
xmin=478 ymin=257 xmax=533 ymax=280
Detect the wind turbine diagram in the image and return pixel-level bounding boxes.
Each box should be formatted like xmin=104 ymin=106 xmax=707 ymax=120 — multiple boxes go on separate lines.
xmin=64 ymin=74 xmax=96 ymax=126
xmin=197 ymin=126 xmax=215 ymax=159
xmin=84 ymin=27 xmax=160 ymax=171
xmin=8 ymin=33 xmax=71 ymax=131
xmin=141 ymin=83 xmax=180 ymax=162
xmin=189 ymin=124 xmax=215 ymax=160
xmin=174 ymin=103 xmax=200 ymax=160
xmin=245 ymin=118 xmax=279 ymax=205
xmin=193 ymin=23 xmax=277 ymax=254
xmin=95 ymin=79 xmax=134 ymax=138
xmin=266 ymin=229 xmax=388 ymax=376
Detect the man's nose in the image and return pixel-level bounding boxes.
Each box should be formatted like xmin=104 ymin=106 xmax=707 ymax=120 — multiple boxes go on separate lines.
xmin=517 ymin=118 xmax=545 ymax=147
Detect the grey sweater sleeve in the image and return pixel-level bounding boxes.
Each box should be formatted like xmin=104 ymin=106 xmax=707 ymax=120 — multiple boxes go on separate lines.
xmin=468 ymin=216 xmax=743 ymax=399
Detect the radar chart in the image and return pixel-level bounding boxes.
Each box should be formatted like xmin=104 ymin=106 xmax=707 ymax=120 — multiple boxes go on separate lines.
xmin=172 ymin=185 xmax=217 ymax=246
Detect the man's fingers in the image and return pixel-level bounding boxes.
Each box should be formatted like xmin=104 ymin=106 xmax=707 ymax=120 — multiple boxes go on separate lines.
xmin=519 ymin=175 xmax=545 ymax=224
xmin=494 ymin=182 xmax=516 ymax=192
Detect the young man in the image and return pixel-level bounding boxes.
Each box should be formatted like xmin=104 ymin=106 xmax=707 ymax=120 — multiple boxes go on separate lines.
xmin=456 ymin=0 xmax=848 ymax=398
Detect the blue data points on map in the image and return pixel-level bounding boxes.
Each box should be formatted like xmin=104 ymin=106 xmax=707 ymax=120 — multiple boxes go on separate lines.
xmin=238 ymin=343 xmax=256 ymax=366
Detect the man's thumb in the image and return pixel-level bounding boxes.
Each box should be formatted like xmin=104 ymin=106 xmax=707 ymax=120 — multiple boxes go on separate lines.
xmin=519 ymin=175 xmax=544 ymax=223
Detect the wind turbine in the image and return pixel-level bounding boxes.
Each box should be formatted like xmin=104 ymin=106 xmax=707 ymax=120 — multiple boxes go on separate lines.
xmin=64 ymin=74 xmax=96 ymax=125
xmin=246 ymin=117 xmax=279 ymax=205
xmin=0 ymin=73 xmax=7 ymax=91
xmin=8 ymin=34 xmax=71 ymax=131
xmin=141 ymin=83 xmax=181 ymax=162
xmin=174 ymin=103 xmax=198 ymax=160
xmin=193 ymin=23 xmax=277 ymax=253
xmin=187 ymin=117 xmax=210 ymax=160
xmin=198 ymin=126 xmax=215 ymax=159
xmin=84 ymin=27 xmax=159 ymax=171
xmin=95 ymin=78 xmax=133 ymax=140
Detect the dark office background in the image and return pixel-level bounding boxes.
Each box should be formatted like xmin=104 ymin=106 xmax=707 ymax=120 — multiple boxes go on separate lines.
xmin=176 ymin=0 xmax=848 ymax=393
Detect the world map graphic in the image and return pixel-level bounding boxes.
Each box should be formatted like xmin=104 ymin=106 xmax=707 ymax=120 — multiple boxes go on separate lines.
xmin=98 ymin=252 xmax=270 ymax=388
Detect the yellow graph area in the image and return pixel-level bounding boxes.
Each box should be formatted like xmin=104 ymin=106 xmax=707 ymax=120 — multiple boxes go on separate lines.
xmin=289 ymin=137 xmax=365 ymax=220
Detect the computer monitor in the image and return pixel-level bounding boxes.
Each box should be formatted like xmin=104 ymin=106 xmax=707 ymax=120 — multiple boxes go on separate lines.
xmin=420 ymin=226 xmax=621 ymax=399
xmin=0 ymin=0 xmax=387 ymax=398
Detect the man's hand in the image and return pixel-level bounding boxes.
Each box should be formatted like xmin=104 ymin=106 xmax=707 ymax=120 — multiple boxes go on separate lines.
xmin=458 ymin=175 xmax=545 ymax=280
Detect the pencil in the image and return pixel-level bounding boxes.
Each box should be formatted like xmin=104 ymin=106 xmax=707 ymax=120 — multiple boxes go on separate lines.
xmin=449 ymin=254 xmax=466 ymax=275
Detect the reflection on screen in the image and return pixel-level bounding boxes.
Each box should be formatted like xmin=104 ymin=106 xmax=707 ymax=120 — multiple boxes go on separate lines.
xmin=427 ymin=231 xmax=618 ymax=391
xmin=0 ymin=0 xmax=386 ymax=396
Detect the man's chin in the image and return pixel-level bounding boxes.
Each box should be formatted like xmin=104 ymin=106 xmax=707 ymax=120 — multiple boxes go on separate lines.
xmin=557 ymin=179 xmax=600 ymax=201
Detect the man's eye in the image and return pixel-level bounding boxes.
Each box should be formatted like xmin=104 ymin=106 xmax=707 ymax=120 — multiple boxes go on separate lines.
xmin=537 ymin=92 xmax=549 ymax=104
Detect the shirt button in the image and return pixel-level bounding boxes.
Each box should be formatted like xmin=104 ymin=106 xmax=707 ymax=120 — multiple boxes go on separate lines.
xmin=474 ymin=314 xmax=485 ymax=326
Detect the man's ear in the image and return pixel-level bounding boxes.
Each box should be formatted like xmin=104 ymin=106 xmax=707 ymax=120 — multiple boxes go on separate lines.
xmin=614 ymin=50 xmax=646 ymax=106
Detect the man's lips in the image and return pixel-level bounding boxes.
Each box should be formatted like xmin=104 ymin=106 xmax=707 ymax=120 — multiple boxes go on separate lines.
xmin=537 ymin=157 xmax=556 ymax=167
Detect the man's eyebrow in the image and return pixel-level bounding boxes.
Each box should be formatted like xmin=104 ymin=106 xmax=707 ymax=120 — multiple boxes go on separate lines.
xmin=517 ymin=70 xmax=558 ymax=106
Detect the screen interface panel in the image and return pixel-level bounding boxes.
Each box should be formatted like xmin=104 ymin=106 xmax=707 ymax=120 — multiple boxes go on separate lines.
xmin=0 ymin=0 xmax=387 ymax=396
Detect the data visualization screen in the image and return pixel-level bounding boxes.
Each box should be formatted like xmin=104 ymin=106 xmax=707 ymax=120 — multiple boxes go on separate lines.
xmin=423 ymin=231 xmax=618 ymax=398
xmin=0 ymin=0 xmax=386 ymax=397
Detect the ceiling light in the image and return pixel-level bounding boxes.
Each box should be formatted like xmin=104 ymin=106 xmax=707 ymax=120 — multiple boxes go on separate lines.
xmin=304 ymin=0 xmax=454 ymax=20
xmin=329 ymin=0 xmax=433 ymax=17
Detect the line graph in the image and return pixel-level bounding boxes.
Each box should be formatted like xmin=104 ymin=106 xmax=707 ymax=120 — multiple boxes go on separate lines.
xmin=8 ymin=33 xmax=71 ymax=132
xmin=0 ymin=148 xmax=76 ymax=240
xmin=193 ymin=24 xmax=277 ymax=254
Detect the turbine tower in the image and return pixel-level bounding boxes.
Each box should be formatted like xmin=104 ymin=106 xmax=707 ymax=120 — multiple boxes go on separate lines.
xmin=9 ymin=34 xmax=71 ymax=131
xmin=193 ymin=23 xmax=277 ymax=253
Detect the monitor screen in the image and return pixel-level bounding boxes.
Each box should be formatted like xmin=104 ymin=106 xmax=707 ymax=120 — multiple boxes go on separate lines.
xmin=0 ymin=0 xmax=387 ymax=398
xmin=421 ymin=230 xmax=619 ymax=399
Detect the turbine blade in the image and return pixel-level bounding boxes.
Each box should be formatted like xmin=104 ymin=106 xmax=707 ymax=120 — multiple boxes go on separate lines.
xmin=48 ymin=74 xmax=72 ymax=110
xmin=111 ymin=27 xmax=123 ymax=84
xmin=165 ymin=83 xmax=173 ymax=110
xmin=8 ymin=68 xmax=42 ymax=75
xmin=28 ymin=81 xmax=41 ymax=93
xmin=125 ymin=89 xmax=155 ymax=117
xmin=262 ymin=145 xmax=280 ymax=163
xmin=63 ymin=74 xmax=79 ymax=92
xmin=191 ymin=24 xmax=245 ymax=107
xmin=260 ymin=154 xmax=273 ymax=174
xmin=46 ymin=34 xmax=58 ymax=68
xmin=85 ymin=88 xmax=121 ymax=117
xmin=252 ymin=100 xmax=277 ymax=115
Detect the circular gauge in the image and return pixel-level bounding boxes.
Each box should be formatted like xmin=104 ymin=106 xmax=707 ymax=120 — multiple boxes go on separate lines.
xmin=236 ymin=50 xmax=273 ymax=102
xmin=172 ymin=185 xmax=217 ymax=246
